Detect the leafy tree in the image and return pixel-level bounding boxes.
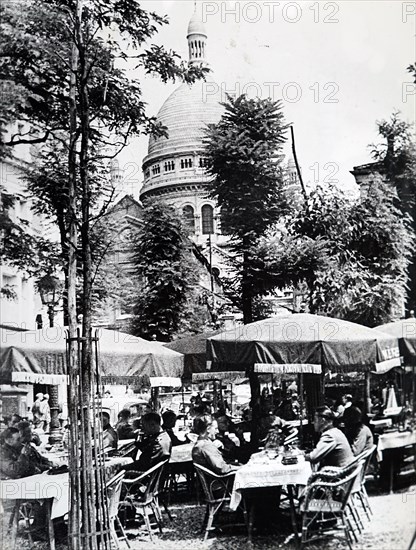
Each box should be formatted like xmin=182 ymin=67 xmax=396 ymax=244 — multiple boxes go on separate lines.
xmin=371 ymin=111 xmax=416 ymax=312
xmin=204 ymin=94 xmax=288 ymax=324
xmin=0 ymin=0 xmax=207 ymax=156
xmin=0 ymin=186 xmax=61 ymax=297
xmin=131 ymin=202 xmax=205 ymax=341
xmin=1 ymin=0 xmax=208 ymax=319
xmin=2 ymin=1 xmax=207 ymax=547
xmin=257 ymin=181 xmax=413 ymax=326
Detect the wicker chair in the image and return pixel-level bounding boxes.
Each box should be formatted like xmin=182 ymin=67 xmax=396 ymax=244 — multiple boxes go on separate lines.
xmin=193 ymin=463 xmax=236 ymax=541
xmin=353 ymin=445 xmax=377 ymax=521
xmin=106 ymin=470 xmax=130 ymax=549
xmin=307 ymin=458 xmax=366 ymax=540
xmin=315 ymin=445 xmax=377 ymax=530
xmin=300 ymin=462 xmax=362 ymax=550
xmin=119 ymin=460 xmax=168 ymax=541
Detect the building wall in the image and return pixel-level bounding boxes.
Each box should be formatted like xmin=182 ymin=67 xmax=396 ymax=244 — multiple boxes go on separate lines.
xmin=0 ymin=158 xmax=59 ymax=329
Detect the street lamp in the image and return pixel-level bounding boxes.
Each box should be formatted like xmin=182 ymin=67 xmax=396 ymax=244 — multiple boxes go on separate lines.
xmin=38 ymin=274 xmax=62 ymax=328
xmin=37 ymin=274 xmax=63 ymax=444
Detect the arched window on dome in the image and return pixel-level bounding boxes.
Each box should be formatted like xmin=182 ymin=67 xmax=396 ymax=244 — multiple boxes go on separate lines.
xmin=182 ymin=205 xmax=195 ymax=233
xmin=164 ymin=160 xmax=175 ymax=172
xmin=180 ymin=158 xmax=193 ymax=169
xmin=201 ymin=204 xmax=214 ymax=235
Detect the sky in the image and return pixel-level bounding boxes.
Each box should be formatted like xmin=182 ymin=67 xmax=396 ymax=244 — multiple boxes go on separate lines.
xmin=118 ymin=0 xmax=416 ymax=197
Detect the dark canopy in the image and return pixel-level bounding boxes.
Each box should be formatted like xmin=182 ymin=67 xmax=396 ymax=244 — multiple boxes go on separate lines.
xmin=375 ymin=319 xmax=416 ymax=366
xmin=207 ymin=314 xmax=401 ymax=374
xmin=0 ymin=327 xmax=184 ymax=384
xmin=164 ymin=331 xmax=221 ymax=379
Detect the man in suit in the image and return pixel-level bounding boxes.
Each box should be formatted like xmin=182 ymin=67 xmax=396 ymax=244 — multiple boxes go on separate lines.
xmin=125 ymin=412 xmax=171 ymax=472
xmin=305 ymin=406 xmax=354 ymax=469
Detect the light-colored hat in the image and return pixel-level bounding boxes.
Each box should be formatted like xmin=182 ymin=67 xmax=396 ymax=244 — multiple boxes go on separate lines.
xmin=36 ymin=392 xmax=44 ymax=399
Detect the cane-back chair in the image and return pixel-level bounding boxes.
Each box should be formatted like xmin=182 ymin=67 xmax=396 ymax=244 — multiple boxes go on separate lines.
xmin=300 ymin=462 xmax=362 ymax=550
xmin=119 ymin=459 xmax=168 ymax=541
xmin=193 ymin=463 xmax=236 ymax=541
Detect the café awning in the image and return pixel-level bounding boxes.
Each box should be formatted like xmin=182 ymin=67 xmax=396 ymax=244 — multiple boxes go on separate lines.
xmin=0 ymin=327 xmax=184 ymax=384
xmin=375 ymin=319 xmax=416 ymax=368
xmin=164 ymin=331 xmax=221 ymax=379
xmin=207 ymin=314 xmax=401 ymax=374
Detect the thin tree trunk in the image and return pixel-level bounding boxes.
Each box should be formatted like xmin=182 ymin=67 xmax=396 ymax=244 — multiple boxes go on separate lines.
xmin=78 ymin=17 xmax=110 ymax=548
xmin=67 ymin=1 xmax=81 ymax=549
xmin=242 ymin=245 xmax=253 ymax=324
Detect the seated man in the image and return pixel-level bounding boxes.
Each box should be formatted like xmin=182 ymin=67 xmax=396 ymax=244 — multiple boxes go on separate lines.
xmin=192 ymin=414 xmax=240 ymax=475
xmin=161 ymin=410 xmax=187 ymax=446
xmin=125 ymin=412 xmax=172 ymax=472
xmin=258 ymin=412 xmax=297 ymax=444
xmin=305 ymin=406 xmax=354 ymax=469
xmin=17 ymin=420 xmax=42 ymax=446
xmin=115 ymin=409 xmax=135 ymax=440
xmin=101 ymin=411 xmax=118 ymax=450
xmin=0 ymin=427 xmax=51 ymax=479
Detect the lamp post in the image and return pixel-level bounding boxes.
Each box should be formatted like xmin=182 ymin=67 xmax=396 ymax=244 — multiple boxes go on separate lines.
xmin=38 ymin=274 xmax=63 ymax=444
xmin=38 ymin=274 xmax=62 ymax=328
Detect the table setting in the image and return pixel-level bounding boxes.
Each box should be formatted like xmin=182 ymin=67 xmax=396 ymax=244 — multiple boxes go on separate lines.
xmin=230 ymin=447 xmax=311 ymax=510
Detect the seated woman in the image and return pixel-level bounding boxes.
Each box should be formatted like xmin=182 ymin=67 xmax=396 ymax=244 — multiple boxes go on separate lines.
xmin=343 ymin=406 xmax=374 ymax=456
xmin=192 ymin=414 xmax=240 ymax=475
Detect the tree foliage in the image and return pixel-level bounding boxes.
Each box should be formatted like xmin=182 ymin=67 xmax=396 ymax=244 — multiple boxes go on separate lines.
xmin=0 ymin=186 xmax=61 ymax=295
xmin=371 ymin=110 xmax=416 ymax=311
xmin=0 ymin=0 xmax=208 ymax=158
xmin=257 ymin=181 xmax=413 ymax=326
xmin=0 ymin=0 xmax=207 ymax=314
xmin=131 ymin=202 xmax=206 ymax=341
xmin=204 ymin=94 xmax=288 ymax=323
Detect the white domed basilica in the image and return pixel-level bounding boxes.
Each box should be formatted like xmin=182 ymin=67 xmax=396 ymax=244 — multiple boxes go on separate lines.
xmin=140 ymin=7 xmax=228 ymax=276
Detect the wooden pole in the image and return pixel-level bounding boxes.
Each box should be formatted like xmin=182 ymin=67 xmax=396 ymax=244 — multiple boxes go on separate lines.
xmin=290 ymin=126 xmax=307 ymax=200
xmin=299 ymin=373 xmax=304 ymax=444
xmin=249 ymin=372 xmax=261 ymax=448
xmin=365 ymin=371 xmax=371 ymax=414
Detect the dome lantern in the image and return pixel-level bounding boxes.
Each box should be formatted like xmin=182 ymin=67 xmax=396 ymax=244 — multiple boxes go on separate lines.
xmin=187 ymin=3 xmax=208 ymax=65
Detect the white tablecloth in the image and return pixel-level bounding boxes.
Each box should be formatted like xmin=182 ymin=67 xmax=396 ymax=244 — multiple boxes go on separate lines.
xmin=377 ymin=430 xmax=416 ymax=460
xmin=0 ymin=456 xmax=133 ymax=519
xmin=230 ymin=453 xmax=312 ymax=510
xmin=0 ymin=473 xmax=69 ymax=519
xmin=170 ymin=443 xmax=193 ymax=463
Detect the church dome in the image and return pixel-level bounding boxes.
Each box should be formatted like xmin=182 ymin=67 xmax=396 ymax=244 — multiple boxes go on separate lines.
xmin=146 ymin=79 xmax=224 ymax=162
xmin=187 ymin=11 xmax=207 ymax=37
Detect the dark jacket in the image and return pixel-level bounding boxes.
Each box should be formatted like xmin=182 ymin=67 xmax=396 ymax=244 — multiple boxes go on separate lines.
xmin=125 ymin=430 xmax=172 ymax=472
xmin=163 ymin=427 xmax=187 ymax=447
xmin=116 ymin=421 xmax=135 ymax=441
xmin=0 ymin=442 xmax=51 ymax=479
xmin=103 ymin=425 xmax=118 ymax=449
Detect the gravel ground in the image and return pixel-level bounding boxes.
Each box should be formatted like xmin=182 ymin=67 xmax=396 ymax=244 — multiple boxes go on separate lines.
xmin=1 ymin=486 xmax=415 ymax=550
